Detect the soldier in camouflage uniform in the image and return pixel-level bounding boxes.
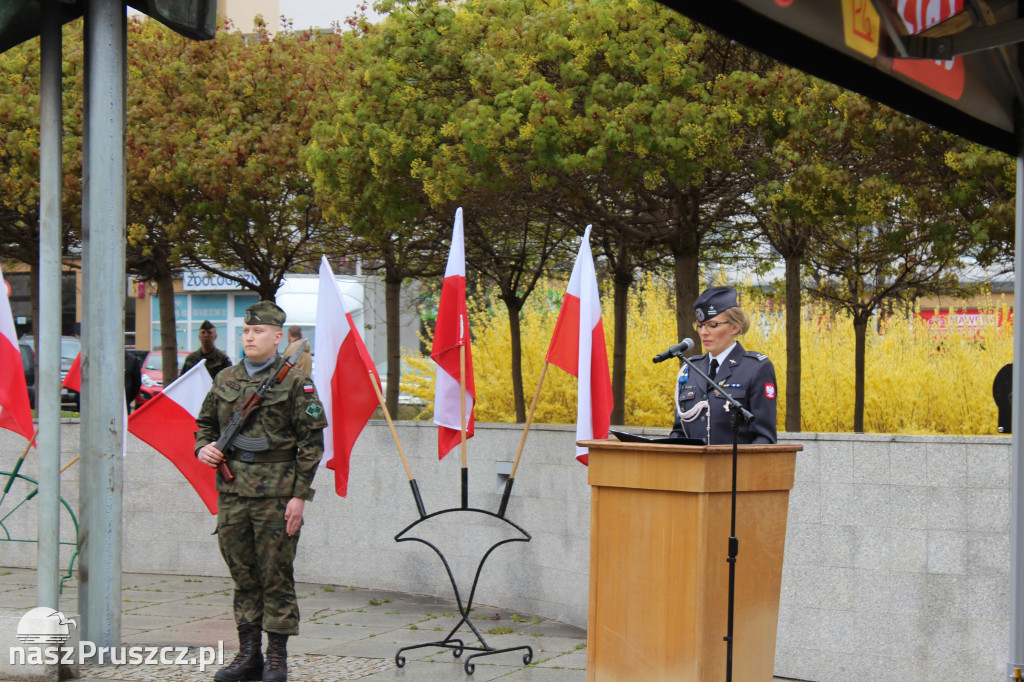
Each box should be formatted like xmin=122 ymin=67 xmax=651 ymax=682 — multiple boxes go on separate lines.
xmin=195 ymin=301 xmax=326 ymax=682
xmin=181 ymin=319 xmax=233 ymax=379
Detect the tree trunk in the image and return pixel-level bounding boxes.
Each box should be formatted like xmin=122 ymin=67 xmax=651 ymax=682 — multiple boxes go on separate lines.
xmin=611 ymin=274 xmax=629 ymax=426
xmin=673 ymin=249 xmax=700 ymax=352
xmin=784 ymin=254 xmax=801 ymax=432
xmin=385 ymin=275 xmax=402 ymax=417
xmin=853 ymin=314 xmax=867 ymax=433
xmin=506 ymin=302 xmax=526 ymax=423
xmin=156 ymin=265 xmax=178 ymax=382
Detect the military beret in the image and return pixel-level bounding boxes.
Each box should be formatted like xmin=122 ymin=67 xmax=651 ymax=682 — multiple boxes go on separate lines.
xmin=199 ymin=320 xmax=215 ymax=330
xmin=693 ymin=286 xmax=738 ymax=322
xmin=244 ymin=300 xmax=286 ymax=327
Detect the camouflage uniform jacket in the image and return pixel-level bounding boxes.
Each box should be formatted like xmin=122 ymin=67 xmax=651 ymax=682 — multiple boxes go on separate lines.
xmin=181 ymin=347 xmax=233 ymax=379
xmin=194 ymin=359 xmax=327 ymax=501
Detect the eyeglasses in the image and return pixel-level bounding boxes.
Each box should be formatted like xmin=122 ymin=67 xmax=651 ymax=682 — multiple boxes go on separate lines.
xmin=693 ymin=320 xmax=728 ymax=331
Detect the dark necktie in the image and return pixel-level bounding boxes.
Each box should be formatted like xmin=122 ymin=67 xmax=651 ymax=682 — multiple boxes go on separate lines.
xmin=709 ymin=358 xmax=719 ymax=384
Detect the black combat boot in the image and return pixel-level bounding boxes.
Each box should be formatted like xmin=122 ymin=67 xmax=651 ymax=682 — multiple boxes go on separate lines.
xmin=214 ymin=626 xmax=263 ymax=682
xmin=262 ymin=632 xmax=288 ymax=682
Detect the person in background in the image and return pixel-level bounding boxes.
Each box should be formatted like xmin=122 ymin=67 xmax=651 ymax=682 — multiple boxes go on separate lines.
xmin=282 ymin=325 xmax=312 ymax=375
xmin=669 ymin=286 xmax=777 ymax=445
xmin=180 ymin=320 xmax=232 ymax=379
xmin=124 ymin=350 xmax=142 ymax=411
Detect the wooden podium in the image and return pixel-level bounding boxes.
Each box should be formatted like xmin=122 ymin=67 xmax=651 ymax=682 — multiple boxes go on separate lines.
xmin=580 ymin=439 xmax=800 ymax=682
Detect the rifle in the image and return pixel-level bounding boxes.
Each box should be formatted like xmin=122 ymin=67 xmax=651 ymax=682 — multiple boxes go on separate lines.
xmin=215 ymin=340 xmax=309 ymax=483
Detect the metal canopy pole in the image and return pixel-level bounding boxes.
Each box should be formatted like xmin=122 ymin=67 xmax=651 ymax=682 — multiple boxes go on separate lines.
xmin=78 ymin=0 xmax=126 ymax=650
xmin=1010 ymin=147 xmax=1024 ymax=680
xmin=36 ymin=0 xmax=63 ymax=611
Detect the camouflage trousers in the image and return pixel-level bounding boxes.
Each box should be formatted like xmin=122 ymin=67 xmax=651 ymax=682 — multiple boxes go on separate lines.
xmin=217 ymin=494 xmax=301 ymax=635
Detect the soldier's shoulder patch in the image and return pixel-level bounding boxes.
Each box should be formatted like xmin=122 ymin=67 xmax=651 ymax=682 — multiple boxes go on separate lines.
xmin=306 ymin=402 xmax=324 ymax=419
xmin=745 ymin=351 xmax=768 ymax=362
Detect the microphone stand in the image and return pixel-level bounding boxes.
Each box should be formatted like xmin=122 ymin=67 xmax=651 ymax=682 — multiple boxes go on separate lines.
xmin=669 ymin=347 xmax=754 ymax=682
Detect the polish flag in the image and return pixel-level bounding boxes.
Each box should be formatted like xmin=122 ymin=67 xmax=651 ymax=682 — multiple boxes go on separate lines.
xmin=545 ymin=225 xmax=613 ymax=465
xmin=313 ymin=255 xmax=381 ymax=497
xmin=431 ymin=208 xmax=475 ymax=459
xmin=0 ymin=267 xmax=33 ymax=443
xmin=128 ymin=360 xmax=217 ymax=514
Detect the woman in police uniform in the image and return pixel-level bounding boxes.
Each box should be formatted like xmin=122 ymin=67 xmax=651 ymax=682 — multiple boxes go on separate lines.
xmin=669 ymin=286 xmax=778 ymax=445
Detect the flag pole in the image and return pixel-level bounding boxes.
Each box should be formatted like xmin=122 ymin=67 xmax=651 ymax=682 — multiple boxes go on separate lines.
xmin=498 ymin=363 xmax=548 ymax=517
xmin=369 ymin=370 xmax=426 ymax=518
xmin=459 ymin=343 xmax=468 ymax=509
xmin=0 ymin=429 xmax=38 ymax=508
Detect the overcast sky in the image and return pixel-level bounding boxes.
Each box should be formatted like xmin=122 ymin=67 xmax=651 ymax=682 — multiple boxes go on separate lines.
xmin=278 ymin=0 xmax=382 ymax=28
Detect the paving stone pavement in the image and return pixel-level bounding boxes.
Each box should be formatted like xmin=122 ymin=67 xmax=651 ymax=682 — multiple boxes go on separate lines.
xmin=2 ymin=568 xmax=793 ymax=681
xmin=0 ymin=568 xmax=588 ymax=681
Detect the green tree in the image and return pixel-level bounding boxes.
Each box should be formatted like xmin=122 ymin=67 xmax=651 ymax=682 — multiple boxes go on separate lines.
xmin=305 ymin=0 xmax=464 ymax=414
xmin=128 ymin=17 xmax=345 ymax=301
xmin=126 ymin=16 xmax=349 ymax=372
xmin=424 ymin=0 xmax=775 ymax=422
xmin=794 ymin=92 xmax=970 ymax=432
xmin=0 ymin=21 xmax=84 ymax=342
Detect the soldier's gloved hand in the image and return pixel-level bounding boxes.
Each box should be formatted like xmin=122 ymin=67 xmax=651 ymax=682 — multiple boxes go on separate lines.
xmin=198 ymin=443 xmax=225 ymax=469
xmin=285 ymin=497 xmax=305 ymax=536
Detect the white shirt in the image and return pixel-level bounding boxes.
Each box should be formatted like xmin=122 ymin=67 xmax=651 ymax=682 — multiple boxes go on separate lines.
xmin=709 ymin=342 xmax=737 ymax=375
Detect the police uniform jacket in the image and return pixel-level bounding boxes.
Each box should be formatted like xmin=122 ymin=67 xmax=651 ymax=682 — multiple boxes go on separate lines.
xmin=669 ymin=342 xmax=778 ymax=445
xmin=194 ymin=359 xmax=327 ymax=500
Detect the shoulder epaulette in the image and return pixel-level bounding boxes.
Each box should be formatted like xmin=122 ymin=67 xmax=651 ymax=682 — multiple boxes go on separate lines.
xmin=745 ymin=351 xmax=768 ymax=362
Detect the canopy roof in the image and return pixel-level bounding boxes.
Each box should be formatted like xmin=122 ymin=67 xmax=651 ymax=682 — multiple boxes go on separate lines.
xmin=0 ymin=0 xmax=215 ymax=53
xmin=666 ymin=0 xmax=1023 ymax=155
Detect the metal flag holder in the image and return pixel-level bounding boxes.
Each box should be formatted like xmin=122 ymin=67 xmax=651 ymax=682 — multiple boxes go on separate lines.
xmin=393 ymin=507 xmax=534 ymax=675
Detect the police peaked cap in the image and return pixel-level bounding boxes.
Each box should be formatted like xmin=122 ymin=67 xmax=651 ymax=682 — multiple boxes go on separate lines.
xmin=244 ymin=300 xmax=286 ymax=327
xmin=693 ymin=286 xmax=738 ymax=322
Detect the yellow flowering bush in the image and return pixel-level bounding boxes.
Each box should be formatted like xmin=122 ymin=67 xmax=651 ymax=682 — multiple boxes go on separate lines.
xmin=402 ymin=278 xmax=1012 ymax=436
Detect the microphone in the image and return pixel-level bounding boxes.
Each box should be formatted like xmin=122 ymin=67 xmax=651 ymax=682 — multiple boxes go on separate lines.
xmin=652 ymin=338 xmax=694 ymax=363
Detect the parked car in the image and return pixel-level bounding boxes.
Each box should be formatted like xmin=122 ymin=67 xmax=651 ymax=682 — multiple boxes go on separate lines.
xmin=136 ymin=350 xmax=189 ymax=406
xmin=20 ymin=335 xmax=81 ymax=409
xmin=19 ymin=341 xmax=35 ymax=409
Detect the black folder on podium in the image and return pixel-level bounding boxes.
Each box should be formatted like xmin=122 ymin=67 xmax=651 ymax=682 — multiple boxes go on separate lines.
xmin=609 ymin=430 xmax=705 ymax=446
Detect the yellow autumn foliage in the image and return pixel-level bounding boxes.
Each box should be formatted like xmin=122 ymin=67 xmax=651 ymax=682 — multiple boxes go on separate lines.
xmin=402 ymin=277 xmax=1012 ymax=436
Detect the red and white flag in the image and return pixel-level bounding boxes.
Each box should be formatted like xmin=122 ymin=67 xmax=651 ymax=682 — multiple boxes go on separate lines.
xmin=431 ymin=208 xmax=475 ymax=459
xmin=128 ymin=360 xmax=217 ymax=514
xmin=0 ymin=266 xmax=33 ymax=443
xmin=313 ymin=255 xmax=381 ymax=497
xmin=545 ymin=225 xmax=613 ymax=465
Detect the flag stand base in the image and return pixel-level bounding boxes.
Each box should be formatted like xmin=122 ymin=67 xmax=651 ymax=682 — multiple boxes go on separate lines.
xmin=393 ymin=507 xmax=533 ymax=675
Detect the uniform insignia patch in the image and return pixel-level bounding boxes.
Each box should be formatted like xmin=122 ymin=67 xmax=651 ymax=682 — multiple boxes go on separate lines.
xmin=303 ymin=385 xmax=315 ymax=394
xmin=765 ymin=383 xmax=776 ymax=399
xmin=226 ymin=381 xmax=241 ymax=390
xmin=306 ymin=402 xmax=323 ymax=418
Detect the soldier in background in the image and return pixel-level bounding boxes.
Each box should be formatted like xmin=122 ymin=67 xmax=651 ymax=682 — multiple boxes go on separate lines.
xmin=195 ymin=301 xmax=326 ymax=682
xmin=282 ymin=326 xmax=312 ymax=375
xmin=180 ymin=320 xmax=232 ymax=379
